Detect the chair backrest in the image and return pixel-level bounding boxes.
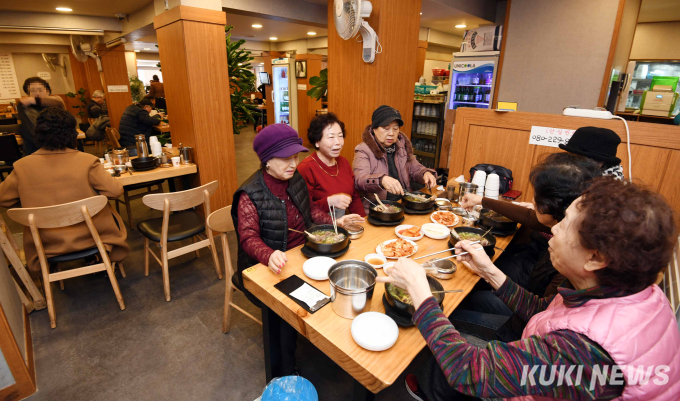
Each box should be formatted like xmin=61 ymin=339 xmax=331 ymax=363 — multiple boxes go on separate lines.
xmin=207 ymin=205 xmax=234 ymax=234
xmin=0 ymin=134 xmax=22 ymax=162
xmin=0 ymin=123 xmax=20 ymax=134
xmin=142 ymin=181 xmax=219 ymax=212
xmin=7 ymin=196 xmax=109 ymax=229
xmin=661 ymin=236 xmax=680 ymax=314
xmin=88 ymin=118 xmax=95 ymax=125
xmin=105 ymin=127 xmax=121 ymax=148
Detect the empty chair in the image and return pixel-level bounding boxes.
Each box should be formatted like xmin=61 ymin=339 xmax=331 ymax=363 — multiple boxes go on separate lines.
xmin=207 ymin=206 xmax=262 ymax=333
xmin=7 ymin=196 xmax=126 ymax=329
xmin=138 ymin=181 xmax=222 ymax=301
xmin=0 ymin=134 xmax=22 ymax=181
xmin=115 ymin=180 xmax=165 ymax=229
xmin=105 ymin=127 xmax=121 ymax=148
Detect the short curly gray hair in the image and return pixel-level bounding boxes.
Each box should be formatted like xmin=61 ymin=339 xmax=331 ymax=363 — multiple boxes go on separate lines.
xmin=92 ymin=90 xmax=105 ymax=99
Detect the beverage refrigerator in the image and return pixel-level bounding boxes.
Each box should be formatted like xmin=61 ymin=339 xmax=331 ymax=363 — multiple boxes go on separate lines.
xmin=271 ymin=57 xmax=298 ymax=129
xmin=447 ymin=51 xmax=500 ymax=111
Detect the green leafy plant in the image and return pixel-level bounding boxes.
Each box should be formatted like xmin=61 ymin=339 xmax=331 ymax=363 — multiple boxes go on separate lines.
xmin=129 ymin=76 xmax=145 ymax=103
xmin=157 ymin=132 xmax=171 ymax=146
xmin=226 ymin=25 xmax=259 ymax=135
xmin=307 ymin=68 xmax=327 ymax=100
xmin=65 ymin=87 xmax=88 ymax=120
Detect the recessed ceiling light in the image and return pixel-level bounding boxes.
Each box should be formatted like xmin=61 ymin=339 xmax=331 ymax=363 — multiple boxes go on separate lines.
xmin=455 ymin=24 xmax=466 ymax=28
xmin=134 ymin=50 xmax=140 ymax=52
xmin=143 ymin=48 xmax=150 ymax=50
xmin=420 ymin=12 xmax=422 ymax=15
xmin=259 ymin=63 xmax=264 ymax=65
xmin=56 ymin=7 xmax=72 ymax=12
xmin=252 ymin=24 xmax=262 ymax=28
xmin=307 ymin=31 xmax=316 ymax=36
xmin=269 ymin=37 xmax=278 ymax=40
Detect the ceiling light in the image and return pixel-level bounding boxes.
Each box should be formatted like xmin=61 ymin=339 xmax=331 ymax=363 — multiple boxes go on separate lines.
xmin=143 ymin=48 xmax=150 ymax=50
xmin=56 ymin=7 xmax=72 ymax=12
xmin=259 ymin=63 xmax=264 ymax=65
xmin=307 ymin=31 xmax=316 ymax=36
xmin=252 ymin=24 xmax=262 ymax=28
xmin=269 ymin=37 xmax=278 ymax=40
xmin=420 ymin=12 xmax=422 ymax=15
xmin=134 ymin=50 xmax=140 ymax=52
xmin=455 ymin=24 xmax=466 ymax=28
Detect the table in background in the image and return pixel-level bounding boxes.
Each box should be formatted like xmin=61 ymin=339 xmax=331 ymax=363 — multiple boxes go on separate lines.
xmin=14 ymin=130 xmax=86 ymax=146
xmin=244 ymin=211 xmax=515 ymax=400
xmin=153 ymin=123 xmax=171 ymax=133
xmin=256 ymin=105 xmax=267 ymax=128
xmin=113 ymin=163 xmax=196 ymax=187
xmin=615 ymin=112 xmax=677 ymax=125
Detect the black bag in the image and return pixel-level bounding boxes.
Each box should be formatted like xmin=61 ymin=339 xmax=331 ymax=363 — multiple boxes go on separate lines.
xmin=469 ymin=164 xmax=513 ymax=194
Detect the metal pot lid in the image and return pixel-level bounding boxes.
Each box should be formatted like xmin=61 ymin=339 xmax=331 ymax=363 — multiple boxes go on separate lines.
xmin=432 ymin=259 xmax=457 ymax=274
xmin=344 ymin=224 xmax=364 ymax=235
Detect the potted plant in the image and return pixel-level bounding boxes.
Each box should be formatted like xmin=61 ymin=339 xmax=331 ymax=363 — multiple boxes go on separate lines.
xmin=307 ymin=68 xmax=327 ymax=101
xmin=65 ymin=87 xmax=89 ymax=130
xmin=226 ymin=25 xmax=260 ymax=135
xmin=129 ymin=76 xmax=145 ymax=103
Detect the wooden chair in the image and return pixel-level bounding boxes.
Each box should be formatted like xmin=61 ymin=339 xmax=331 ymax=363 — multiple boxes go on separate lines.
xmin=207 ymin=206 xmax=262 ymax=333
xmin=7 ymin=196 xmax=126 ymax=329
xmin=115 ymin=181 xmax=165 ymax=229
xmin=139 ymin=181 xmax=222 ymax=301
xmin=660 ymin=236 xmax=680 ymax=315
xmin=105 ymin=127 xmax=121 ymax=148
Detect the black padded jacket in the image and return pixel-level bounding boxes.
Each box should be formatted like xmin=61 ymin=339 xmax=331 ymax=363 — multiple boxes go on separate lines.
xmin=118 ymin=104 xmax=160 ymax=146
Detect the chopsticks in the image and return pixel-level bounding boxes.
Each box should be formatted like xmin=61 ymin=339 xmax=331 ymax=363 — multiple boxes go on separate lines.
xmin=414 ymin=240 xmax=481 ymax=260
xmin=431 ymin=289 xmax=464 ymax=294
xmin=289 ymin=228 xmax=318 ymax=240
xmin=329 ymin=204 xmax=338 ymax=235
xmin=363 ymin=197 xmax=378 ymax=207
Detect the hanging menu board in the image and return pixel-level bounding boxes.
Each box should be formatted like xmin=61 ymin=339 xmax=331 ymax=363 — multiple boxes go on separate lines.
xmin=0 ymin=54 xmax=21 ymax=102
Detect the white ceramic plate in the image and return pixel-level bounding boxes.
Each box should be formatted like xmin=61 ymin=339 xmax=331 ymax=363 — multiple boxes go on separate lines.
xmin=302 ymin=256 xmax=336 ymax=281
xmin=351 ymin=312 xmax=399 ymax=352
xmin=430 ymin=211 xmax=460 ymax=227
xmin=394 ymin=224 xmax=424 ymax=241
xmin=376 ymin=238 xmax=418 ymax=259
xmin=421 ymin=223 xmax=451 ymax=240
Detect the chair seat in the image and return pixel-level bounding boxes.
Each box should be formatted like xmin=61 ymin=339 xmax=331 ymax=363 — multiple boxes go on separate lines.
xmin=124 ymin=179 xmax=165 ymax=191
xmin=137 ymin=210 xmax=205 ymax=242
xmin=47 ymin=247 xmax=100 ymax=264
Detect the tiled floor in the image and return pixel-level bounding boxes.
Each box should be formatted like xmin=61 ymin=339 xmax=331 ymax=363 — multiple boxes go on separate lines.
xmin=2 ymin=135 xmax=439 ymax=401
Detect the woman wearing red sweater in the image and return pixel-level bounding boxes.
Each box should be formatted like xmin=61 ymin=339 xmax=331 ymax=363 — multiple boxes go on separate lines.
xmin=298 ymin=113 xmax=366 ymax=217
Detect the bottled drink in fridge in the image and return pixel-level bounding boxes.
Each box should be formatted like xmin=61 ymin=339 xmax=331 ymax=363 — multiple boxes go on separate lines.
xmin=471 ymin=74 xmax=480 ymax=85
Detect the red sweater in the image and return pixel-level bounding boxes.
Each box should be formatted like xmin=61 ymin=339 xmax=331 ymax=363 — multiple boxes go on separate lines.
xmin=297 ymin=152 xmax=365 ymax=216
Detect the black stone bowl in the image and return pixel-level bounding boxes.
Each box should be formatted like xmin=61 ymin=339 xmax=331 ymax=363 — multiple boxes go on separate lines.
xmin=401 ymin=192 xmax=435 ymax=211
xmin=304 ymin=224 xmax=350 ymax=254
xmin=131 ymin=156 xmax=157 ymax=170
xmin=449 ymin=226 xmax=497 ymax=258
xmin=368 ymin=200 xmax=405 ymax=222
xmin=478 ymin=208 xmax=518 ymax=233
xmin=384 ymin=276 xmax=444 ymax=318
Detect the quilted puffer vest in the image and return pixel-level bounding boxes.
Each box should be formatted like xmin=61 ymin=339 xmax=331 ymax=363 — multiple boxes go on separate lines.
xmin=509 ymin=285 xmax=680 ymax=401
xmin=231 ymin=170 xmax=312 ymax=303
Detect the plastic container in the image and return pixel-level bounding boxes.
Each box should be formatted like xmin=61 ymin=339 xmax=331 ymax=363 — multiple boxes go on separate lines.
xmin=415 ymin=85 xmax=438 ymax=94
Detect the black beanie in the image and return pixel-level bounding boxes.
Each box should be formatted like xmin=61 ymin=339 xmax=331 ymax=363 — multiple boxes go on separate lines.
xmin=371 ymin=105 xmax=404 ymax=129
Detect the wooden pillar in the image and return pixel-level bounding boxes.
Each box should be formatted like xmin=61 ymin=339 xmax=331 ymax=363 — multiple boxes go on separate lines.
xmin=264 ymin=51 xmax=286 ymax=127
xmin=98 ymin=44 xmax=132 ymax=130
xmin=329 ymin=0 xmax=422 ymax=162
xmin=154 ymin=5 xmax=238 ymax=210
xmin=295 ymin=54 xmax=322 ymax=147
xmin=69 ymin=50 xmax=90 ymax=99
xmin=415 ymin=40 xmax=428 ymax=82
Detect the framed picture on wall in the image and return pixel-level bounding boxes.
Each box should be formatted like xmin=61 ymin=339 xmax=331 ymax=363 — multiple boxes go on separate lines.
xmin=295 ymin=60 xmax=307 ymax=78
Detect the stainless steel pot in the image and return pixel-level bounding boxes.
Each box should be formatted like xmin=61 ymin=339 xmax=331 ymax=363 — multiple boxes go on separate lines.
xmin=328 ymin=260 xmax=377 ymax=319
xmin=178 ymin=143 xmax=193 ymax=164
xmin=459 ymin=182 xmax=478 ymax=197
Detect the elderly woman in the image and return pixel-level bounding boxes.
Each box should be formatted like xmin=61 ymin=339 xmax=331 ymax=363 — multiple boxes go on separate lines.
xmin=382 ymin=178 xmax=680 ymax=401
xmin=231 ymin=124 xmax=363 ymax=376
xmin=354 ymin=105 xmax=436 ymax=213
xmin=298 ymin=113 xmax=365 ymax=217
xmin=0 ymin=108 xmax=129 ymax=278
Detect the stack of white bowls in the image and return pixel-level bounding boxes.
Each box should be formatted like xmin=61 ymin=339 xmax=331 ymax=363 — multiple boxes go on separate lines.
xmin=149 ymin=136 xmax=163 ymax=157
xmin=484 ymin=173 xmax=500 ymax=200
xmin=471 ymin=170 xmax=487 ymax=196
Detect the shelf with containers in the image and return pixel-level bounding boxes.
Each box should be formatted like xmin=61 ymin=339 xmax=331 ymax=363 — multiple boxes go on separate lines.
xmin=411 ymin=98 xmax=446 ymax=169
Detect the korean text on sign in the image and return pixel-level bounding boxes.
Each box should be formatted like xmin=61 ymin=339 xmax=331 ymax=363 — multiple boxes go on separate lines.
xmin=529 ymin=126 xmax=576 ymax=148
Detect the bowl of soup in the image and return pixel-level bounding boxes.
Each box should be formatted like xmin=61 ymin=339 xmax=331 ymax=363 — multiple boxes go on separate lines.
xmin=305 ymin=224 xmax=350 ymax=254
xmin=368 ymin=200 xmax=405 ymax=222
xmin=449 ymin=226 xmax=497 ymax=257
xmin=384 ymin=276 xmax=444 ymax=317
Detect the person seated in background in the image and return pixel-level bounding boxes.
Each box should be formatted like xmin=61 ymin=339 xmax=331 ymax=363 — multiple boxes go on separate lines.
xmin=456 ymin=153 xmax=601 ymax=342
xmin=298 ymin=113 xmax=366 ymax=218
xmin=144 ymin=75 xmax=165 ymax=101
xmin=384 ymin=178 xmax=680 ymax=401
xmin=87 ymin=90 xmax=107 ymax=119
xmin=118 ymin=99 xmax=161 ymax=146
xmin=0 ymin=108 xmax=129 ymax=278
xmin=16 ymin=77 xmax=66 ymax=155
xmin=353 ymin=105 xmax=436 ymax=213
xmin=559 ymin=126 xmax=624 ymax=180
xmin=231 ymin=124 xmax=363 ymax=376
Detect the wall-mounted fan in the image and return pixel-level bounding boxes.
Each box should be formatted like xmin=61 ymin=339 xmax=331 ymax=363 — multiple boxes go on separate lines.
xmin=70 ymin=35 xmax=103 ymax=72
xmin=334 ymin=0 xmax=381 ymax=63
xmin=42 ymin=53 xmax=67 ymax=77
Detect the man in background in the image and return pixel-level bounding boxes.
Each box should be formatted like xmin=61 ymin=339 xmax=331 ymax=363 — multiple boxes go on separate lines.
xmin=118 ymin=99 xmax=161 ymax=146
xmin=17 ymin=77 xmax=66 ymax=155
xmin=87 ymin=90 xmax=107 ymax=119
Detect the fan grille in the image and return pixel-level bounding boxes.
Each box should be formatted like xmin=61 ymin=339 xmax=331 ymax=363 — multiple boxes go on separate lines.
xmin=335 ymin=0 xmax=361 ymax=40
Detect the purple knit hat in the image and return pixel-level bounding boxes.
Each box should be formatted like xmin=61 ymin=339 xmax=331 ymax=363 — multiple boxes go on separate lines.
xmin=253 ymin=124 xmax=308 ymax=163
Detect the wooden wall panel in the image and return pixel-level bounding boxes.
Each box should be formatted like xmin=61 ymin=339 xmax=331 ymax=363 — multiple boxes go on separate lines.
xmin=98 ymin=45 xmax=132 ymax=130
xmin=329 ymin=0 xmax=422 ymax=162
xmin=69 ymin=50 xmax=90 ymax=98
xmin=447 ymin=108 xmax=680 ymax=215
xmin=155 ymin=6 xmax=238 ymax=210
xmin=415 ymin=40 xmax=428 ymax=83
xmin=85 ymin=58 xmax=104 ymax=95
xmin=295 ymin=54 xmax=322 ymax=147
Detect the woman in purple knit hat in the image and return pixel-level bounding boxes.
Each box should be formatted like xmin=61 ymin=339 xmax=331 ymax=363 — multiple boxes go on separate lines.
xmin=231 ymin=124 xmax=363 ymax=376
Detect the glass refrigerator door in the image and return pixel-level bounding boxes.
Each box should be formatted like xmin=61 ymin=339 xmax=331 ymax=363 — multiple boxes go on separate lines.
xmin=272 ymin=65 xmax=290 ymax=125
xmin=447 ymin=58 xmax=496 ymax=110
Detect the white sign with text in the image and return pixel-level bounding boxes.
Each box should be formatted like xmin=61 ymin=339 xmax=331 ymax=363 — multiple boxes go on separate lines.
xmin=37 ymin=72 xmax=51 ymax=80
xmin=529 ymin=126 xmax=576 ymax=148
xmin=107 ymin=85 xmax=129 ymax=92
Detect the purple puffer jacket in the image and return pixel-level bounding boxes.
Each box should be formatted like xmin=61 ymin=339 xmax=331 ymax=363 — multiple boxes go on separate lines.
xmin=353 ymin=124 xmax=436 ymax=213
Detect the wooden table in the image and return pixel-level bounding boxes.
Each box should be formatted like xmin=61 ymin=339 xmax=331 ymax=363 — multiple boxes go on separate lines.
xmin=153 ymin=123 xmax=171 ymax=133
xmin=113 ymin=163 xmax=196 ymax=186
xmin=14 ymin=130 xmax=85 ymax=146
xmin=244 ymin=209 xmax=515 ymax=399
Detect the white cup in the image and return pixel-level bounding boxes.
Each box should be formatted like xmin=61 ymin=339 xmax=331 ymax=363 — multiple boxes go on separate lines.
xmin=99 ymin=158 xmax=105 ymax=164
xmin=164 ymin=143 xmax=172 ymax=149
xmin=149 ymin=136 xmax=159 ymax=143
xmin=104 ymin=162 xmax=114 ymax=169
xmin=125 ymin=162 xmax=132 ymax=168
xmin=472 ymin=170 xmax=487 ymax=181
xmin=171 ymin=156 xmax=180 ymax=167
